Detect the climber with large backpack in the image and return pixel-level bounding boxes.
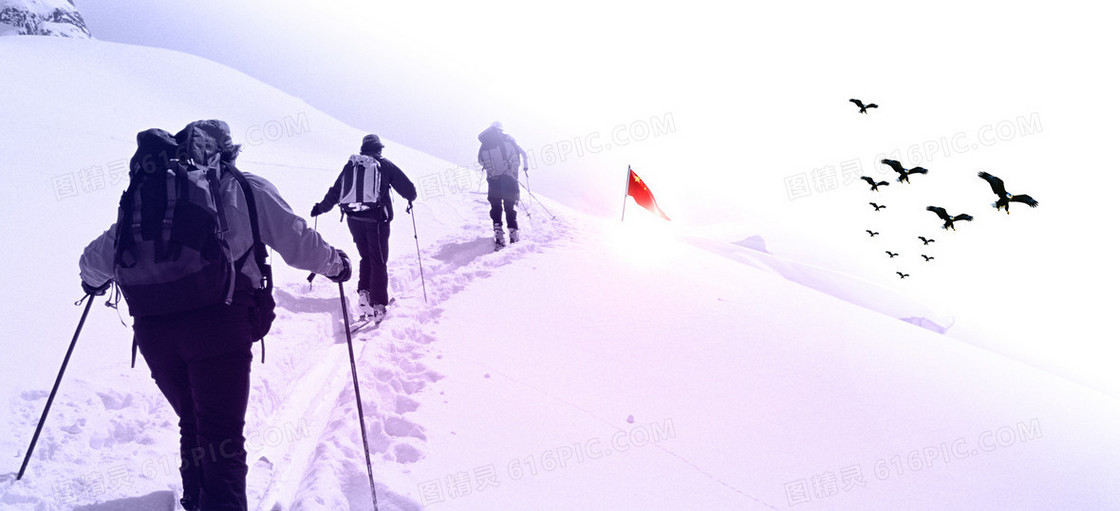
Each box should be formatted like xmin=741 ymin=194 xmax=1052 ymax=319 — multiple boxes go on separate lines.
xmin=477 ymin=121 xmax=528 ymax=249
xmin=78 ymin=119 xmax=351 ymax=511
xmin=310 ymin=134 xmax=417 ymax=325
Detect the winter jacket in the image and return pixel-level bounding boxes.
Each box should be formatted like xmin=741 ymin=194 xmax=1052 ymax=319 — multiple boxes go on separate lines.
xmin=80 ymin=170 xmax=344 ymax=290
xmin=478 ymin=126 xmax=527 ymax=180
xmin=315 ymin=153 xmax=418 ymax=222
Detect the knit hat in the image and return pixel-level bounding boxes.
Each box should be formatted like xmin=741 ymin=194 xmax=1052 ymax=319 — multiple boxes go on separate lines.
xmin=361 ymin=134 xmax=384 ymax=155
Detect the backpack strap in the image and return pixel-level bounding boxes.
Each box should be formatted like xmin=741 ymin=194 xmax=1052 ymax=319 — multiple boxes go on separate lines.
xmin=205 ymin=167 xmax=230 ymax=240
xmin=225 ymin=166 xmax=270 ymax=290
xmin=156 ymin=170 xmax=178 ymax=261
xmin=114 ymin=179 xmax=141 ymax=268
xmin=227 ymin=166 xmax=272 ymax=363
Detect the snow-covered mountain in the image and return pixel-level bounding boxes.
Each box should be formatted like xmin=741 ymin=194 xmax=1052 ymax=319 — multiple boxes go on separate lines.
xmin=0 ymin=0 xmax=90 ymax=38
xmin=2 ymin=36 xmax=1119 ymax=511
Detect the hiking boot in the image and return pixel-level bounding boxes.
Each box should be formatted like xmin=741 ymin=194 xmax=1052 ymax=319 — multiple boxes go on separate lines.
xmin=493 ymin=224 xmax=506 ymax=247
xmin=509 ymin=228 xmax=520 ymax=243
xmin=370 ymin=303 xmax=387 ymax=324
xmin=358 ymin=290 xmax=375 ymax=318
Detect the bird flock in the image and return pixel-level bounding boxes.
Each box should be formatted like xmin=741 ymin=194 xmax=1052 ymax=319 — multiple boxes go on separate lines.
xmin=849 ymin=98 xmax=1040 ymax=280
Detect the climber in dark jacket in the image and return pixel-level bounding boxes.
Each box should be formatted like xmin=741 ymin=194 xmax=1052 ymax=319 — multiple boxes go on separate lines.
xmin=311 ymin=134 xmax=417 ymax=321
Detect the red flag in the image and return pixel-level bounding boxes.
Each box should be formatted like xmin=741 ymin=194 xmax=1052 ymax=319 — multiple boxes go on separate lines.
xmin=626 ymin=168 xmax=670 ymax=220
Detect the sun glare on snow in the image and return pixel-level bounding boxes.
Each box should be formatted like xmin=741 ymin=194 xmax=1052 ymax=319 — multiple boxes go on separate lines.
xmin=605 ymin=214 xmax=683 ymax=268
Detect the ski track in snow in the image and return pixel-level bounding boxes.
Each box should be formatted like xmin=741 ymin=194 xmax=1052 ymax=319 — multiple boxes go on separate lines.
xmin=259 ymin=195 xmax=572 ymax=510
xmin=248 ymin=193 xmax=568 ymax=508
xmin=0 ymin=194 xmax=573 ymax=510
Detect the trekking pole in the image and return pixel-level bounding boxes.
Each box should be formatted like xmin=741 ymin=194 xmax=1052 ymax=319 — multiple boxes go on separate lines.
xmin=338 ymin=281 xmax=380 ymax=511
xmin=17 ymin=294 xmax=96 ymax=480
xmin=517 ymin=199 xmax=533 ymax=223
xmin=407 ymin=202 xmax=429 ymax=304
xmin=519 ymin=181 xmax=556 ymax=220
xmin=309 ymin=217 xmax=319 ymax=291
xmin=476 ymin=168 xmax=486 ymax=193
xmin=517 ymin=169 xmax=534 ymax=222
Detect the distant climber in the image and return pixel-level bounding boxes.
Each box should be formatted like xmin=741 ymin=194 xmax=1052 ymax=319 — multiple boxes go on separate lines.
xmin=478 ymin=121 xmax=528 ymax=249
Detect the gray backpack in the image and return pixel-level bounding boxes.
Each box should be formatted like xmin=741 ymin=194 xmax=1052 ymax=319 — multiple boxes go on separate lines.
xmin=113 ymin=120 xmax=247 ymax=317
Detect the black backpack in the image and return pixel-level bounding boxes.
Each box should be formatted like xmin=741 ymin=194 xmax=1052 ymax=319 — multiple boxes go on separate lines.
xmin=113 ymin=120 xmax=271 ymax=328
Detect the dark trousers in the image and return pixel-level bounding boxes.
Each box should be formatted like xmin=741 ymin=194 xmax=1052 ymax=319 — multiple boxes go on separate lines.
xmin=135 ymin=304 xmax=254 ymax=511
xmin=488 ymin=198 xmax=518 ymax=230
xmin=487 ymin=176 xmax=519 ymax=230
xmin=347 ymin=216 xmax=391 ymax=305
xmin=488 ymin=177 xmax=517 ymax=230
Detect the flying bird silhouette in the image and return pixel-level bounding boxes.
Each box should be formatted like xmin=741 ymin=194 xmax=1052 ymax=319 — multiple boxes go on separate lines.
xmin=885 ymin=251 xmax=899 ymax=258
xmin=861 ymin=176 xmax=890 ymax=191
xmin=978 ymin=171 xmax=1039 ymax=214
xmin=917 ymin=236 xmax=935 ymax=245
xmin=850 ymin=98 xmax=878 ymax=114
xmin=869 ymin=202 xmax=887 ymax=211
xmin=866 ymin=230 xmax=880 ymax=237
xmin=921 ymin=254 xmax=934 ymax=261
xmin=927 ymin=206 xmax=973 ymax=230
xmin=881 ymin=159 xmax=929 ymax=183
xmin=896 ymin=272 xmax=910 ymax=279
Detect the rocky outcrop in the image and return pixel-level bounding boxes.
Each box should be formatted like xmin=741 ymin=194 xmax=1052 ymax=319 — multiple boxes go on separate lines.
xmin=0 ymin=0 xmax=92 ymax=38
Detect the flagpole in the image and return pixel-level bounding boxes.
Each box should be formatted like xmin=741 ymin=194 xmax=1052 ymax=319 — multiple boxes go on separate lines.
xmin=621 ymin=165 xmax=630 ymax=222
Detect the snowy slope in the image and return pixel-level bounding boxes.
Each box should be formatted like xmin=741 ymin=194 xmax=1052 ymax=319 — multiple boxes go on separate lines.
xmin=2 ymin=36 xmax=1120 ymax=511
xmin=408 ymin=220 xmax=1120 ymax=510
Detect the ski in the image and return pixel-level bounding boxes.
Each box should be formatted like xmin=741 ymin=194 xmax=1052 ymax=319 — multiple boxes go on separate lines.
xmin=349 ymin=297 xmax=395 ymax=334
xmin=348 ymin=317 xmax=375 ymax=334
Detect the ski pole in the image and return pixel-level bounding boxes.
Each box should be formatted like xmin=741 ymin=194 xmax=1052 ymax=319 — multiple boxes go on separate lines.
xmin=518 ymin=167 xmax=534 ymax=222
xmin=407 ymin=202 xmax=428 ymax=304
xmin=18 ymin=294 xmax=96 ymax=480
xmin=517 ymin=199 xmax=533 ymax=223
xmin=338 ymin=281 xmax=380 ymax=511
xmin=476 ymin=168 xmax=486 ymax=193
xmin=309 ymin=217 xmax=319 ymax=291
xmin=519 ymin=181 xmax=556 ymax=220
